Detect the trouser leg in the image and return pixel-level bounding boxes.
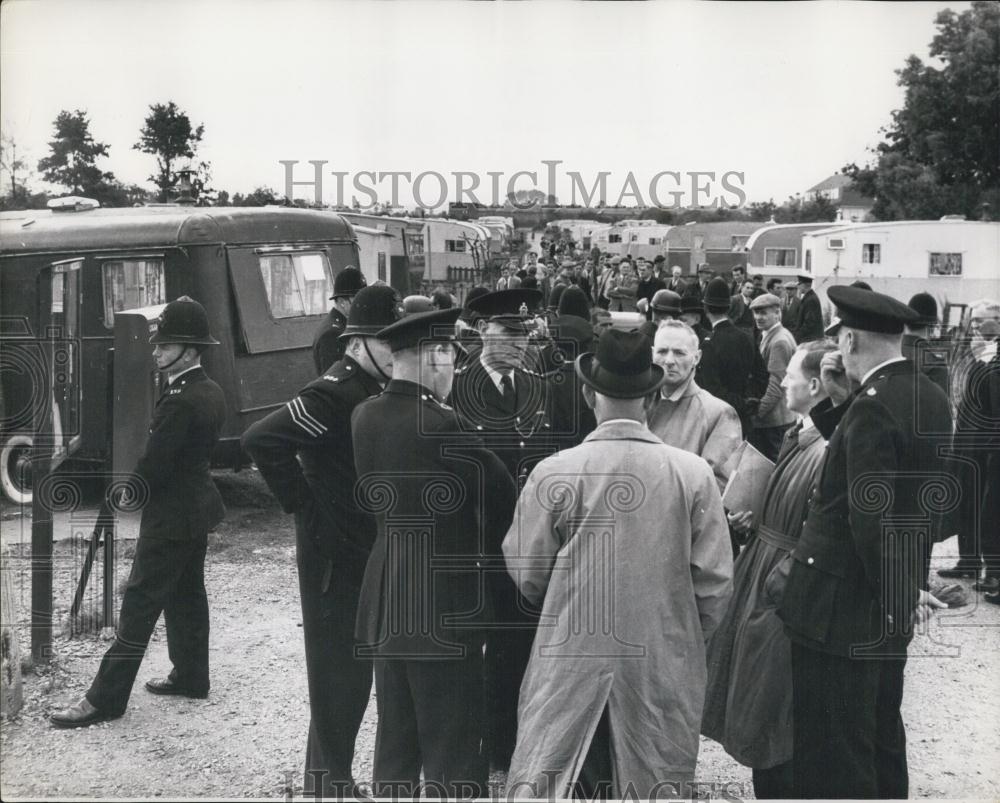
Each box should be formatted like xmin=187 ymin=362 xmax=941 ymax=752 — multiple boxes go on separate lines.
xmin=408 ymin=652 xmax=487 ymax=799
xmin=874 ymin=657 xmax=908 ymax=799
xmin=296 ymin=515 xmax=373 ymax=798
xmin=790 ymin=643 xmax=880 ymax=799
xmin=752 ymin=760 xmax=795 ymax=799
xmin=163 ymin=534 xmax=210 ymax=693
xmin=980 ymin=456 xmax=1000 ymax=578
xmin=86 ymin=536 xmax=191 ymax=714
xmin=372 ymin=658 xmax=422 ymax=799
xmin=574 ymin=705 xmax=613 ymax=801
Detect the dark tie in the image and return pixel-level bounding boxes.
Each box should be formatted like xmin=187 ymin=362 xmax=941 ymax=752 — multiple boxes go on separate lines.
xmin=499 ymin=373 xmax=515 ymax=413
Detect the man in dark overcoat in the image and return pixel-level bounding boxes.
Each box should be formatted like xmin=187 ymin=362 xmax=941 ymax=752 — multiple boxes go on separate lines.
xmin=790 ymin=271 xmax=824 ymax=343
xmin=352 ymin=308 xmax=516 ymax=798
xmin=51 ymin=297 xmax=226 ymax=727
xmin=777 ymin=285 xmax=952 ymax=798
xmin=242 ymin=285 xmax=400 ymax=797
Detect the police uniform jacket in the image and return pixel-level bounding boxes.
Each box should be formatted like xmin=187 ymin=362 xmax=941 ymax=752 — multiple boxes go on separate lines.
xmin=697 ymin=319 xmax=756 ymax=426
xmin=136 ymin=367 xmax=226 ymax=540
xmin=352 ymin=379 xmax=516 ymax=657
xmin=777 ymin=360 xmax=952 ymax=655
xmin=791 ymin=288 xmax=823 ymax=343
xmin=311 ymin=307 xmax=347 ymax=375
xmin=241 ymin=357 xmax=381 ymax=581
xmin=450 ymin=356 xmax=557 ymax=485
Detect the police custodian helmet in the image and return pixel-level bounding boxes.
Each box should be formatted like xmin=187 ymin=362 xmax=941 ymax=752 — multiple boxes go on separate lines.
xmin=149 ymin=296 xmax=220 ymax=346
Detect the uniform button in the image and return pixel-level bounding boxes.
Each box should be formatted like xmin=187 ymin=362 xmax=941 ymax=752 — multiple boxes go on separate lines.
xmin=421 ymin=394 xmax=428 ymax=400
xmin=807 ymin=557 xmax=815 ymax=565
xmin=519 ymin=441 xmax=525 ymax=448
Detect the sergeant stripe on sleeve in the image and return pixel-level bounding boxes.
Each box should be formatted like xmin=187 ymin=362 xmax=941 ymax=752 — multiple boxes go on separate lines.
xmin=287 ymin=397 xmax=327 ymax=436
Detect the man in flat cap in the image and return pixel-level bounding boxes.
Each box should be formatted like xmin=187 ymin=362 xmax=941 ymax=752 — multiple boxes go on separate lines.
xmin=52 ymin=297 xmax=226 ymax=728
xmin=502 ymin=329 xmax=732 ymax=799
xmin=789 ymin=271 xmax=824 ymax=344
xmin=776 ymin=285 xmax=952 ymax=798
xmin=313 ymin=266 xmax=367 ymax=375
xmin=352 ymin=309 xmax=516 ymax=798
xmin=449 ymin=288 xmax=556 ymax=771
xmin=748 ymin=292 xmax=797 ymax=461
xmin=242 ymin=286 xmax=400 ymax=797
xmin=902 ymin=292 xmax=949 ymax=397
xmin=781 ymin=281 xmax=800 ymax=330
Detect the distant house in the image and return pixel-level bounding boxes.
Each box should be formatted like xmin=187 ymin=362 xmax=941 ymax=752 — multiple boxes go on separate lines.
xmin=662 ymin=221 xmax=767 ymax=275
xmin=806 ymin=174 xmax=874 ymax=222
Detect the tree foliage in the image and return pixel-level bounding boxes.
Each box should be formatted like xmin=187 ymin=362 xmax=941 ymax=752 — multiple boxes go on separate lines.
xmin=844 ymin=2 xmax=1000 ymax=220
xmin=37 ymin=110 xmax=118 ymax=197
xmin=135 ymin=101 xmax=205 ymax=201
xmin=231 ymin=186 xmax=288 ymax=206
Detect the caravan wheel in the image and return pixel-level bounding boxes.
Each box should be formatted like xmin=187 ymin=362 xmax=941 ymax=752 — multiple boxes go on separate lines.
xmin=1 ymin=434 xmax=33 ymax=505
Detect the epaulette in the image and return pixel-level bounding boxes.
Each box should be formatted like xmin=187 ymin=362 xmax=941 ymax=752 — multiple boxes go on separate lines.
xmin=419 ymin=391 xmax=453 ymax=412
xmin=520 ymin=367 xmax=544 ymax=379
xmin=321 ymin=361 xmax=358 ymax=384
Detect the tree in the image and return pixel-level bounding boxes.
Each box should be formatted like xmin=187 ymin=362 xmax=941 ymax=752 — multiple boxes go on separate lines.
xmin=844 ymin=2 xmax=1000 ymax=220
xmin=37 ymin=110 xmax=118 ymax=197
xmin=231 ymin=186 xmax=286 ymax=206
xmin=135 ymin=101 xmax=205 ymax=202
xmin=1 ymin=134 xmax=31 ymax=204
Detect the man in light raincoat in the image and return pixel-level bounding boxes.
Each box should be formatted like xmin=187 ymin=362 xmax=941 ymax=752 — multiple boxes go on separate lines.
xmin=502 ymin=328 xmax=733 ymax=800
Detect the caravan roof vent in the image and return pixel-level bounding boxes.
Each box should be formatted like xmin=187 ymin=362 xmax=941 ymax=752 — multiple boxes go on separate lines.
xmin=47 ymin=196 xmax=100 ymax=212
xmin=940 ymin=214 xmax=966 ymax=221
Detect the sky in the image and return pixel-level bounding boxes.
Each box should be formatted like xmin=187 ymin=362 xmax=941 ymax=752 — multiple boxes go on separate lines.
xmin=0 ymin=0 xmax=971 ymax=210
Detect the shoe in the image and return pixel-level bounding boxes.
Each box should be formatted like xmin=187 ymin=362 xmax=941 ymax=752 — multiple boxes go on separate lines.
xmin=50 ymin=698 xmax=121 ymax=728
xmin=145 ymin=677 xmax=208 ymax=699
xmin=984 ymin=590 xmax=1000 ymax=606
xmin=937 ymin=564 xmax=980 ymax=579
xmin=973 ymin=577 xmax=1000 ymax=593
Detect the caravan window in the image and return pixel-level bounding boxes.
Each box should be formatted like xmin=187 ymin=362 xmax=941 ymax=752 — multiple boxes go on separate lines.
xmin=929 ymin=253 xmax=962 ymax=276
xmin=862 ymin=244 xmax=881 ymax=264
xmin=377 ymin=252 xmax=387 ymax=282
xmin=445 ymin=239 xmax=466 ymax=253
xmin=102 ymin=258 xmax=166 ymax=327
xmin=764 ymin=248 xmax=797 ymax=267
xmin=258 ymin=252 xmax=332 ymax=318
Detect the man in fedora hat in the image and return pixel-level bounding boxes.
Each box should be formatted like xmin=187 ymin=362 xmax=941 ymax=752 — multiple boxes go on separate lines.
xmin=51 ymin=297 xmax=227 ymax=728
xmin=776 ymin=285 xmax=952 ymax=798
xmin=242 ymin=286 xmax=401 ymax=797
xmin=312 ymin=266 xmax=367 ymax=375
xmin=352 ymin=308 xmax=516 ymax=799
xmin=902 ymin=292 xmax=949 ymax=397
xmin=698 ymin=277 xmax=758 ymax=438
xmin=502 ymin=329 xmax=733 ymax=800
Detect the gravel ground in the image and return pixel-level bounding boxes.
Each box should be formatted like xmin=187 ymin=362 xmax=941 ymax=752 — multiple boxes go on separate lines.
xmin=1 ymin=472 xmax=998 ymax=800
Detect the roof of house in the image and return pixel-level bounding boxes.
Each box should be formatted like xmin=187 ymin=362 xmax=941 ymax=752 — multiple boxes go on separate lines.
xmin=807 ymin=174 xmax=875 ymax=208
xmin=807 ymin=174 xmax=853 ymax=194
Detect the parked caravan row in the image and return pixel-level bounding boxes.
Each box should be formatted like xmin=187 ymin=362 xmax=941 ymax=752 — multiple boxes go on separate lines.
xmin=0 ymin=205 xmax=363 ymax=504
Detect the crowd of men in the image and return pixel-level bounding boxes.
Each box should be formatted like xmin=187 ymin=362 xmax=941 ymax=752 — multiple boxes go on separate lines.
xmin=49 ymin=258 xmax=1000 ymax=801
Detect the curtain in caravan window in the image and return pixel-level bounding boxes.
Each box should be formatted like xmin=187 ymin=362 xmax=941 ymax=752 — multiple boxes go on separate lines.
xmin=102 ymin=259 xmax=166 ymax=327
xmin=258 ymin=252 xmax=332 ymax=318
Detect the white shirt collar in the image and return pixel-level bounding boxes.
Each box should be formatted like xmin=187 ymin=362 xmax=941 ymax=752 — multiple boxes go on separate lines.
xmin=761 ymin=320 xmax=781 ymax=335
xmin=167 ymin=364 xmax=201 ymax=385
xmin=861 ymin=357 xmax=907 ymax=387
xmin=800 ymin=415 xmax=815 ymax=432
xmin=480 ymin=355 xmax=514 ymax=393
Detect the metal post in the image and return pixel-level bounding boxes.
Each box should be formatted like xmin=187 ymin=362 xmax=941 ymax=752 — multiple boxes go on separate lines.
xmin=30 ymin=371 xmax=54 ymax=664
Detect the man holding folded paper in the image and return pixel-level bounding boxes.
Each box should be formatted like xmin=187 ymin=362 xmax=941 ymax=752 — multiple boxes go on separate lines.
xmin=702 ymin=339 xmax=837 ymax=800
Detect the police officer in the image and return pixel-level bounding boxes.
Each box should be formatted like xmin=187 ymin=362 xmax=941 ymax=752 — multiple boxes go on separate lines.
xmin=242 ymin=285 xmax=400 ymax=798
xmin=352 ymin=308 xmax=515 ymax=799
xmin=448 ymin=288 xmax=557 ymax=770
xmin=777 ymin=285 xmax=952 ymax=798
xmin=51 ymin=297 xmax=226 ymax=728
xmin=637 ymin=288 xmax=682 ymax=339
xmin=790 ymin=271 xmax=824 ymax=344
xmin=312 ymin=266 xmax=367 ymax=375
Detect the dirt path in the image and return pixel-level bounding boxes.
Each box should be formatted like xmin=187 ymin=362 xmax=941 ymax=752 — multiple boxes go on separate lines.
xmin=1 ymin=473 xmax=997 ymax=799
